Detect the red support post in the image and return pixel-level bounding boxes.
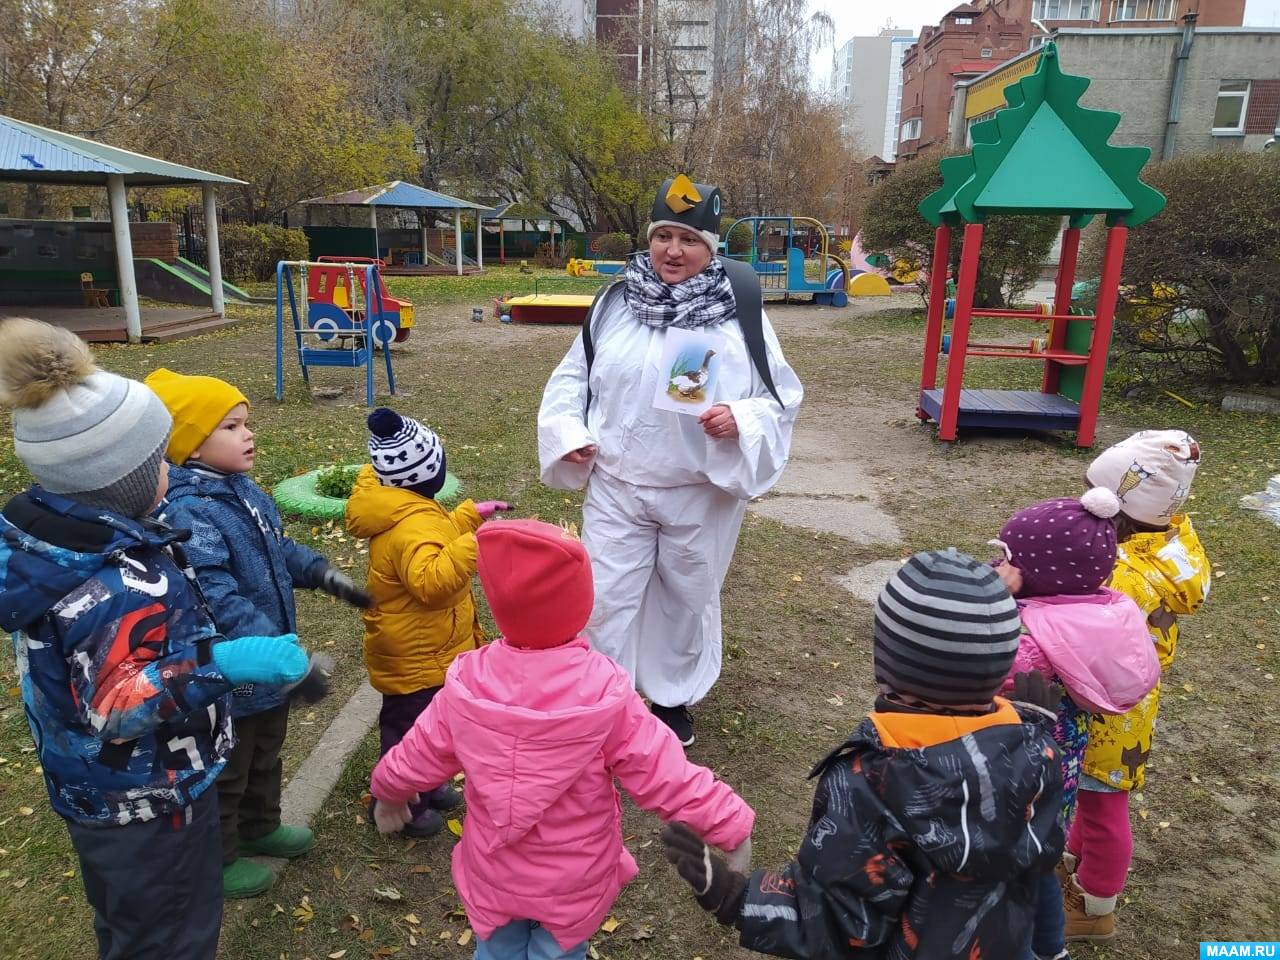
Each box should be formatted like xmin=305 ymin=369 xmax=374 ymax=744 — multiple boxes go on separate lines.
xmin=1076 ymin=224 xmax=1127 ymax=448
xmin=938 ymin=222 xmax=984 ymax=442
xmin=918 ymin=224 xmax=952 ymax=419
xmin=1042 ymin=226 xmax=1081 ymax=395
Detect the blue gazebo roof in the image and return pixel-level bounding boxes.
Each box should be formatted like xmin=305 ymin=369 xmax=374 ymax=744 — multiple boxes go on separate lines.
xmin=0 ymin=113 xmax=244 ymax=187
xmin=303 ymin=180 xmax=488 ymax=211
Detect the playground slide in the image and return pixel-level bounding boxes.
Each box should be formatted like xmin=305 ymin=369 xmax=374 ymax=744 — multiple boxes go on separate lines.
xmin=135 ymin=257 xmax=253 ymax=307
xmin=440 ymin=248 xmax=479 ymax=268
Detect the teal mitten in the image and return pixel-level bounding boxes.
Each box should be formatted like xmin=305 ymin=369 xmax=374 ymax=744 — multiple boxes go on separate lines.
xmin=212 ymin=635 xmax=307 ymax=686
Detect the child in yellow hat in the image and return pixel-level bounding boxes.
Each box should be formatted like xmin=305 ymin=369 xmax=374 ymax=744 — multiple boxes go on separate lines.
xmin=145 ymin=368 xmax=372 ymax=899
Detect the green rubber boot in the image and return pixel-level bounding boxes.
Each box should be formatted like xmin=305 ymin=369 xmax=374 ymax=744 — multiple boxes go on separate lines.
xmin=222 ymin=858 xmax=275 ymax=899
xmin=240 ymin=824 xmax=315 ymax=859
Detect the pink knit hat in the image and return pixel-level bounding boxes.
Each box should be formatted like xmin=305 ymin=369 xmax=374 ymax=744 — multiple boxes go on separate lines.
xmin=1086 ymin=429 xmax=1201 ymax=527
xmin=476 ymin=519 xmax=594 ymax=649
xmin=994 ymin=489 xmax=1122 ymax=597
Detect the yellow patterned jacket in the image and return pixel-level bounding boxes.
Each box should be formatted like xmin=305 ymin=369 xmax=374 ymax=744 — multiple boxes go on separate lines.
xmin=1082 ymin=515 xmax=1210 ymax=790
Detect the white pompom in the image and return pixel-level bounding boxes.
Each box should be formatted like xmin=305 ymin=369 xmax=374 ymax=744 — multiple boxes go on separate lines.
xmin=1081 ymin=486 xmax=1121 ymax=519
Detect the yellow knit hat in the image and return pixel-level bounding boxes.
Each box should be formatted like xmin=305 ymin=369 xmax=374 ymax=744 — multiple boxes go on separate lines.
xmin=144 ymin=368 xmax=249 ymax=465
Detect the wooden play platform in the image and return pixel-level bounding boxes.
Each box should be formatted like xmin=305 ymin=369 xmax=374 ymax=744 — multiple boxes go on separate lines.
xmin=918 ymin=388 xmax=1082 ymax=432
xmin=914 ymin=43 xmax=1166 ymax=448
xmin=0 ymin=305 xmax=234 ymax=343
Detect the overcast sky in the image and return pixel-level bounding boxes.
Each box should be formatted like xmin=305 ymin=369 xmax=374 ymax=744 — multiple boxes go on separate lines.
xmin=809 ymin=0 xmax=1280 ymax=83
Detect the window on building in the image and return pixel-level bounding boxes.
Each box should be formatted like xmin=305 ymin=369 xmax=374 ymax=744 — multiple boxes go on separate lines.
xmin=955 ymin=15 xmax=973 ymax=24
xmin=900 ymin=118 xmax=922 ymax=142
xmin=1110 ymin=0 xmax=1172 ymax=20
xmin=1213 ymin=80 xmax=1250 ymax=133
xmin=1033 ymin=0 xmax=1096 ymax=17
xmin=966 ymin=110 xmax=999 ymax=146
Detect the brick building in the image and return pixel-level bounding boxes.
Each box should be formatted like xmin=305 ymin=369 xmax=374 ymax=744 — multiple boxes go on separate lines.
xmin=994 ymin=0 xmax=1246 ymax=31
xmin=895 ymin=0 xmax=1248 ymax=161
xmin=946 ymin=23 xmax=1280 ymax=157
xmin=897 ymin=5 xmax=1029 ymax=159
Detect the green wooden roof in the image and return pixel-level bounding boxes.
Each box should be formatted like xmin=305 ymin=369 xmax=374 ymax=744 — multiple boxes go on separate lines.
xmin=919 ymin=43 xmax=1165 ymax=228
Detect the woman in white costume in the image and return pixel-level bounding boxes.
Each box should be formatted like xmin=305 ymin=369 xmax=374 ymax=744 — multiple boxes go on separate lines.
xmin=537 ymin=175 xmax=803 ymax=746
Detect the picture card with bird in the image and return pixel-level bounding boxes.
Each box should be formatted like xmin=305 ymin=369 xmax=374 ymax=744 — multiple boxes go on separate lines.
xmin=652 ymin=327 xmax=724 ymax=417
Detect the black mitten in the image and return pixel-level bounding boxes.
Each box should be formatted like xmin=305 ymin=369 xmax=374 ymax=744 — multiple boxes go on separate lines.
xmin=283 ymin=652 xmax=335 ymax=704
xmin=660 ymin=823 xmax=747 ymax=926
xmin=1011 ymin=669 xmax=1064 ymax=722
xmin=318 ymin=565 xmax=373 ymax=609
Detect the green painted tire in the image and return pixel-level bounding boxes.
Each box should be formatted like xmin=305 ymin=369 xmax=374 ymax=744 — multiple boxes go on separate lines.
xmin=272 ymin=465 xmax=461 ymax=520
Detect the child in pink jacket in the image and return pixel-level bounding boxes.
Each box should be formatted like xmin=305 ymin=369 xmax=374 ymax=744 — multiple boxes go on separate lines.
xmin=991 ymin=489 xmax=1158 ymax=960
xmin=370 ymin=518 xmax=754 ymax=960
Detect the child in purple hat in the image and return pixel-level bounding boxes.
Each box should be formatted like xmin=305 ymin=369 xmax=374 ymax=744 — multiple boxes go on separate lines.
xmin=991 ymin=489 xmax=1159 ymax=960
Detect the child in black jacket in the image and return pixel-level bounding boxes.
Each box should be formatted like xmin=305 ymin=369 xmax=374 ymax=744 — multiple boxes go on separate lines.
xmin=663 ymin=548 xmax=1065 ymax=960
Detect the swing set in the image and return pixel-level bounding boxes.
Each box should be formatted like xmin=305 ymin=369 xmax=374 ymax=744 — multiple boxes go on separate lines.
xmin=274 ymin=259 xmax=401 ymax=407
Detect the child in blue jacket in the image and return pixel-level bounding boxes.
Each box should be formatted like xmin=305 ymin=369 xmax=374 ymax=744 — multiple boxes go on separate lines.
xmin=147 ymin=368 xmax=371 ymax=899
xmin=0 ymin=319 xmax=305 ymax=959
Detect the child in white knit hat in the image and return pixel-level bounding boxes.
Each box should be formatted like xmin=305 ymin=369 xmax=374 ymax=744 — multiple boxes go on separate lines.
xmin=1061 ymin=430 xmax=1210 ymax=944
xmin=0 ymin=318 xmax=305 ymax=958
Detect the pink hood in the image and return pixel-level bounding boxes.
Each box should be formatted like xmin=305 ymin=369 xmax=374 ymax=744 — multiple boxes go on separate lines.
xmin=370 ymin=637 xmax=754 ymax=949
xmin=1006 ymin=588 xmax=1159 ymax=714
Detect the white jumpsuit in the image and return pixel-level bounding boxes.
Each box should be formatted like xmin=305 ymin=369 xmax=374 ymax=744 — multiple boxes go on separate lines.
xmin=537 ymin=293 xmax=803 ymax=706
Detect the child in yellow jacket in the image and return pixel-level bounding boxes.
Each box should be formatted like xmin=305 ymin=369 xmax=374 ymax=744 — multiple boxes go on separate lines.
xmin=345 ymin=408 xmax=508 ymax=836
xmin=1062 ymin=430 xmax=1210 ymax=946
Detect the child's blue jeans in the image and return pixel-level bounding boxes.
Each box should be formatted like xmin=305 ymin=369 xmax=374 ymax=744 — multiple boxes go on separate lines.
xmin=474 ymin=920 xmax=587 ymax=960
xmin=1020 ymin=868 xmax=1068 ymax=960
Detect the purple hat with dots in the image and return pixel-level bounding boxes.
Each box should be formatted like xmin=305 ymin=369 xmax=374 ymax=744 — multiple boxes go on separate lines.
xmin=994 ymin=489 xmax=1122 ymax=597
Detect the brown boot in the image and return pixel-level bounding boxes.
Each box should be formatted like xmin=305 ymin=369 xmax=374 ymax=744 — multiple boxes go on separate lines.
xmin=1063 ymin=874 xmax=1117 ymax=942
xmin=1055 ymin=851 xmax=1078 ymax=894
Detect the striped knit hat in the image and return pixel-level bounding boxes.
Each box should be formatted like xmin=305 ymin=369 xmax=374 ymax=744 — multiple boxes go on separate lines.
xmin=366 ymin=407 xmax=447 ymax=497
xmin=873 ymin=549 xmax=1023 ymax=711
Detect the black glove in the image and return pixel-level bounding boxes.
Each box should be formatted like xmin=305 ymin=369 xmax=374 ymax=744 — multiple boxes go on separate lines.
xmin=660 ymin=823 xmax=747 ymax=926
xmin=282 ymin=652 xmax=335 ymax=704
xmin=1011 ymin=670 xmax=1064 ymax=722
xmin=318 ymin=565 xmax=373 ymax=609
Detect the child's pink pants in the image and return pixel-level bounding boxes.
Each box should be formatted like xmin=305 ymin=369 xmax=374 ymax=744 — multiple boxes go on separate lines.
xmin=1067 ymin=788 xmax=1132 ymax=897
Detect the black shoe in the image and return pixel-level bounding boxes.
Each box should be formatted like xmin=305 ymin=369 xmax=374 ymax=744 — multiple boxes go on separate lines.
xmin=651 ymin=703 xmax=695 ymax=747
xmin=402 ymin=808 xmax=445 ymax=838
xmin=424 ymin=783 xmax=462 ymax=811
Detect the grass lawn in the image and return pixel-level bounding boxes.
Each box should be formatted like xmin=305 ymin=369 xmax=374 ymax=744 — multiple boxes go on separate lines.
xmin=1 ymin=282 xmax=1277 ymax=959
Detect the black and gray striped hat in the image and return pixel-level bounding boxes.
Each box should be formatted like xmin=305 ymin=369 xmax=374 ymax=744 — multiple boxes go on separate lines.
xmin=873 ymin=549 xmax=1023 ymax=711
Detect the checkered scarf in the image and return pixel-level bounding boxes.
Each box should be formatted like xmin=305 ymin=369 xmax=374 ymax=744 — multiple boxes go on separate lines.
xmin=623 ymin=253 xmax=736 ymax=329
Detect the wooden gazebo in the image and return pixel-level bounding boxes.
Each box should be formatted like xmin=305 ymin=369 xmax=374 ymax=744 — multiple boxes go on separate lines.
xmin=915 ymin=43 xmax=1166 ymax=448
xmin=0 ymin=113 xmax=243 ymax=342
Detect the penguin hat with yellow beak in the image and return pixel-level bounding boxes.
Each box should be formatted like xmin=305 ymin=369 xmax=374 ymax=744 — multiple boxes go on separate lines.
xmin=647 ymin=174 xmax=723 ymax=255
